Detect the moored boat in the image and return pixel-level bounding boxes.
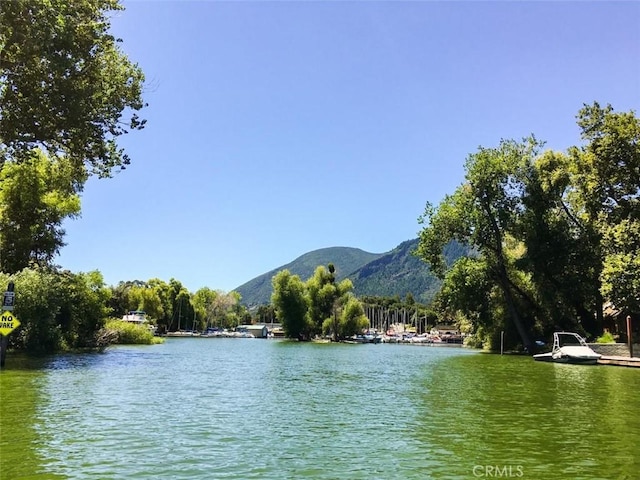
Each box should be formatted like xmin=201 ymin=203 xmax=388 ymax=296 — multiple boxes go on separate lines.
xmin=533 ymin=332 xmax=601 ymax=365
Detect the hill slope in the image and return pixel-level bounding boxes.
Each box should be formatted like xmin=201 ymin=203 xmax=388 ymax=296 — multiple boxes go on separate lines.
xmin=235 ymin=247 xmax=384 ymax=307
xmin=235 ymin=239 xmax=470 ymax=306
xmin=348 ymin=238 xmax=468 ymax=303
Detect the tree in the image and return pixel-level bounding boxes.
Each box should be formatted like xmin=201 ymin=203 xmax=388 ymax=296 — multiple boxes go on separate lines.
xmin=517 ymin=150 xmax=602 ymax=334
xmin=417 ymin=104 xmax=640 ymax=349
xmin=0 ymin=0 xmax=147 ymax=177
xmin=272 ymin=264 xmax=363 ymax=341
xmin=306 ymin=265 xmax=338 ymax=334
xmin=147 ymin=278 xmax=174 ymax=332
xmin=601 ymin=219 xmax=640 ymax=314
xmin=417 ymin=137 xmax=542 ymax=350
xmin=207 ymin=290 xmax=241 ymax=329
xmin=337 ymin=296 xmax=369 ymax=339
xmin=192 ymin=287 xmax=219 ymax=330
xmin=271 ymin=270 xmax=310 ymax=340
xmin=569 ymin=103 xmax=640 ymax=225
xmin=128 ymin=284 xmax=164 ymax=323
xmin=255 ymin=304 xmax=276 ymax=324
xmin=0 ymin=149 xmax=81 ymax=273
xmin=568 ymin=103 xmax=640 ymax=317
xmin=55 ymin=269 xmax=111 ymax=349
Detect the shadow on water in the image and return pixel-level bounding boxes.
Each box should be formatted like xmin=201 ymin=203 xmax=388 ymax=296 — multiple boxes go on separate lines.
xmin=1 ymin=354 xmax=67 ymax=479
xmin=411 ymin=353 xmax=640 ymax=480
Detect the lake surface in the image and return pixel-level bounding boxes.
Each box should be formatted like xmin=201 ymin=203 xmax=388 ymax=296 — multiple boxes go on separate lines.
xmin=1 ymin=339 xmax=639 ymax=479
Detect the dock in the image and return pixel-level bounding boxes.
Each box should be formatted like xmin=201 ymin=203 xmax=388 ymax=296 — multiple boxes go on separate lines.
xmin=597 ymin=356 xmax=640 ymax=368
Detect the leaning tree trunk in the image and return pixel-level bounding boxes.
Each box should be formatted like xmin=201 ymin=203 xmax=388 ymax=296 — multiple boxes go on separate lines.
xmin=500 ymin=275 xmax=534 ymax=352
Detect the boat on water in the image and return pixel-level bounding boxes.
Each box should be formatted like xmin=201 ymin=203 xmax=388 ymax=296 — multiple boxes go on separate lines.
xmin=533 ymin=332 xmax=601 ymax=365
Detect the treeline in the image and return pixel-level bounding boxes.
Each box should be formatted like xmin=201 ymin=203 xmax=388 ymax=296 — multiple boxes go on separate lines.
xmin=0 ymin=267 xmax=253 ymax=353
xmin=109 ymin=279 xmax=251 ymax=333
xmin=416 ymin=103 xmax=640 ymax=351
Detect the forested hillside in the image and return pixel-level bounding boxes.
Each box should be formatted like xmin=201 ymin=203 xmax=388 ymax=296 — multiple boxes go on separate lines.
xmin=235 ymin=247 xmax=383 ymax=307
xmin=235 ymin=240 xmax=469 ymax=306
xmin=349 ymin=239 xmax=469 ymax=303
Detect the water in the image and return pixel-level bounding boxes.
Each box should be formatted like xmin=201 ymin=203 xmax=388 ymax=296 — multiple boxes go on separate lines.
xmin=1 ymin=339 xmax=639 ymax=480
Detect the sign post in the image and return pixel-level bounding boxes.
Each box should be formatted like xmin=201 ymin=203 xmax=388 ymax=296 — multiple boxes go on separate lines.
xmin=627 ymin=315 xmax=634 ymax=358
xmin=0 ymin=281 xmax=16 ymax=368
xmin=3 ymin=290 xmax=15 ymax=311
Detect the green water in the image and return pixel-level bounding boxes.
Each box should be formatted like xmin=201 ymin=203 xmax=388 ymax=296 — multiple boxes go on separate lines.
xmin=1 ymin=339 xmax=638 ymax=479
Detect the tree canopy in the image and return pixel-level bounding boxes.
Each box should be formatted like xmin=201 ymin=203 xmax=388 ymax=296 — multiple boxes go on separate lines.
xmin=271 ymin=264 xmax=368 ymax=341
xmin=0 ymin=0 xmax=147 ymax=176
xmin=0 ymin=149 xmax=81 ymax=273
xmin=0 ymin=1 xmax=147 ymax=287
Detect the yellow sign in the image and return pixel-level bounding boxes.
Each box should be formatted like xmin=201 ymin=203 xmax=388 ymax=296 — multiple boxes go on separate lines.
xmin=0 ymin=311 xmax=20 ymax=336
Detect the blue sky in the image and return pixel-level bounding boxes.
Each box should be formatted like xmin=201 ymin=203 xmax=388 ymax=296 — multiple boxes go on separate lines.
xmin=57 ymin=0 xmax=640 ymax=293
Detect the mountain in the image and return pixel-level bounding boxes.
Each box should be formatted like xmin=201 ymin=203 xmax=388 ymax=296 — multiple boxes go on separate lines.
xmin=348 ymin=239 xmax=469 ymax=303
xmin=234 ymin=247 xmax=384 ymax=307
xmin=347 ymin=239 xmax=437 ymax=303
xmin=234 ymin=239 xmax=470 ymax=307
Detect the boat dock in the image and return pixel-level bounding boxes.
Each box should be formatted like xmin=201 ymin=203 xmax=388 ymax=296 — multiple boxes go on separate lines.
xmin=597 ymin=356 xmax=640 ymax=368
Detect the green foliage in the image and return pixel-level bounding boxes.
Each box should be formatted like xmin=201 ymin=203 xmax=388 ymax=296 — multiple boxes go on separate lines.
xmin=0 ymin=0 xmax=147 ymax=177
xmin=104 ymin=279 xmax=248 ymax=333
xmin=0 ymin=150 xmax=82 ymax=273
xmin=128 ymin=284 xmax=164 ymax=321
xmin=417 ymin=137 xmax=543 ymax=350
xmin=570 ymin=102 xmax=640 ymax=224
xmin=0 ymin=267 xmax=110 ymax=353
xmin=271 ymin=264 xmax=366 ymax=341
xmin=104 ymin=320 xmax=161 ymax=345
xmin=271 ymin=270 xmax=310 ymax=340
xmin=306 ymin=265 xmax=338 ymax=333
xmin=596 ymin=331 xmax=616 ymax=344
xmin=338 ymin=296 xmax=370 ymax=339
xmin=601 ymin=219 xmax=640 ymax=313
xmin=569 ymin=103 xmax=640 ymax=315
xmin=417 ymin=103 xmax=640 ymax=351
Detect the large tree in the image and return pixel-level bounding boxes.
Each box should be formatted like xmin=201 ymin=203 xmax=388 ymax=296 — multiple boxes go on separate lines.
xmin=271 ymin=270 xmax=310 ymax=340
xmin=0 ymin=0 xmax=147 ymax=176
xmin=417 ymin=104 xmax=640 ymax=350
xmin=417 ymin=137 xmax=542 ymax=350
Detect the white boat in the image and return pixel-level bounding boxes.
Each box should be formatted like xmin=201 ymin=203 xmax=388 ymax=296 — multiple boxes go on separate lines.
xmin=122 ymin=310 xmax=147 ymax=324
xmin=533 ymin=332 xmax=601 ymax=365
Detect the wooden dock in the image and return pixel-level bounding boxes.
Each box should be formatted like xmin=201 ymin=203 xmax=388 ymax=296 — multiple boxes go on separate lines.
xmin=598 ymin=356 xmax=640 ymax=368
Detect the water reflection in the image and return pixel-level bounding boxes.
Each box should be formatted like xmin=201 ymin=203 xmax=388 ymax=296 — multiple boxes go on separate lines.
xmin=414 ymin=354 xmax=640 ymax=479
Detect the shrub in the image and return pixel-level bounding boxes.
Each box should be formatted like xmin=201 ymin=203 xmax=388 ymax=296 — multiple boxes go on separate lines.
xmin=596 ymin=331 xmax=616 ymax=344
xmin=105 ymin=320 xmax=163 ymax=345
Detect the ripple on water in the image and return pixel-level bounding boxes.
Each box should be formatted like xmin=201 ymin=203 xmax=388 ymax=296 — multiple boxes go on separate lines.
xmin=2 ymin=340 xmax=638 ymax=479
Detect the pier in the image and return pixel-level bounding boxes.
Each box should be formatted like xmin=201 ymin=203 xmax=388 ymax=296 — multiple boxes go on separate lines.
xmin=597 ymin=356 xmax=640 ymax=368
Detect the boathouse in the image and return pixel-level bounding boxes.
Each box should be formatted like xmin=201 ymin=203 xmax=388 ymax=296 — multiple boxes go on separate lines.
xmin=238 ymin=324 xmax=269 ymax=338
